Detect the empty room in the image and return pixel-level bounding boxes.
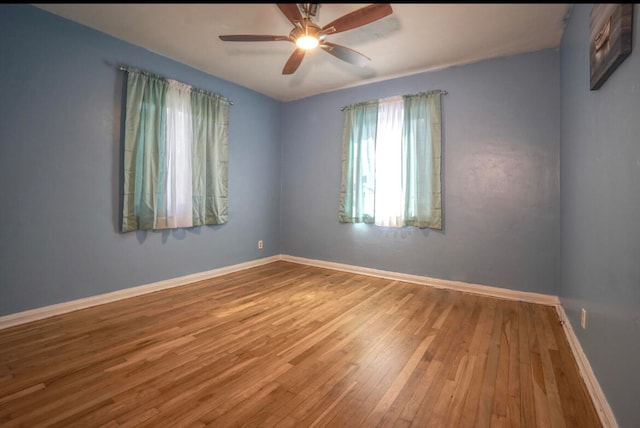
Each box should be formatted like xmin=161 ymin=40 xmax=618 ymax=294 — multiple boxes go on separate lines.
xmin=0 ymin=3 xmax=638 ymax=427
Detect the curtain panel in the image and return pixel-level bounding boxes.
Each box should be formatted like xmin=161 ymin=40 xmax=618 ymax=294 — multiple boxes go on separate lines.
xmin=121 ymin=69 xmax=230 ymax=232
xmin=402 ymin=91 xmax=442 ymax=229
xmin=338 ymin=100 xmax=379 ymax=224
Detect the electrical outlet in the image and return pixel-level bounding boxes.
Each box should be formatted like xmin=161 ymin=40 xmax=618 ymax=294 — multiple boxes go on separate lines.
xmin=258 ymin=240 xmax=263 ymax=249
xmin=581 ymin=308 xmax=587 ymax=329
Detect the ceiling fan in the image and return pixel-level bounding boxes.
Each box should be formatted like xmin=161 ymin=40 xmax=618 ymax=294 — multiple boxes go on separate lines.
xmin=218 ymin=3 xmax=393 ymax=75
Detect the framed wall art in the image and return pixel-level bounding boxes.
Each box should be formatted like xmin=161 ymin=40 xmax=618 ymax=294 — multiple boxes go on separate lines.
xmin=589 ymin=3 xmax=634 ymax=90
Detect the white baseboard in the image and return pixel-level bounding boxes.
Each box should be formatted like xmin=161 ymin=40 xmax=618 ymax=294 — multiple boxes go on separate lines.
xmin=0 ymin=255 xmax=281 ymax=331
xmin=280 ymin=255 xmax=560 ymax=306
xmin=555 ymin=305 xmax=618 ymax=428
xmin=0 ymin=254 xmax=558 ymax=331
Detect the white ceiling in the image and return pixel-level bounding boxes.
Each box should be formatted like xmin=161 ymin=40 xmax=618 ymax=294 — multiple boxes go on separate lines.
xmin=34 ymin=3 xmax=571 ymax=102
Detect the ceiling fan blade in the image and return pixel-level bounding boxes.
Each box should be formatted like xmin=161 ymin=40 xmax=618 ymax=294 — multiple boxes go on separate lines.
xmin=282 ymin=48 xmax=306 ymax=75
xmin=219 ymin=35 xmax=290 ymax=42
xmin=320 ymin=42 xmax=370 ymax=67
xmin=322 ymin=4 xmax=392 ymax=35
xmin=277 ymin=4 xmax=304 ymax=26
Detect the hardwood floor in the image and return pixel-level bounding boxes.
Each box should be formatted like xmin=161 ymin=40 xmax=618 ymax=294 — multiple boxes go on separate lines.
xmin=0 ymin=261 xmax=601 ymax=427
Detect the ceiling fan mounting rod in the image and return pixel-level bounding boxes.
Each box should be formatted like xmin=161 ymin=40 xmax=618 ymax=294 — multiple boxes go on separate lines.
xmin=299 ymin=3 xmax=319 ymax=19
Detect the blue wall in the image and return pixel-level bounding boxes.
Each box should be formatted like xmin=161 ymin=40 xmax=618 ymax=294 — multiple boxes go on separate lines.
xmin=281 ymin=49 xmax=561 ymax=295
xmin=0 ymin=5 xmax=282 ymax=316
xmin=560 ymin=5 xmax=640 ymax=427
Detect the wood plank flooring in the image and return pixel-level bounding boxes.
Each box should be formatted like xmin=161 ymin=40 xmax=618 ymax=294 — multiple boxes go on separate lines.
xmin=0 ymin=261 xmax=601 ymax=427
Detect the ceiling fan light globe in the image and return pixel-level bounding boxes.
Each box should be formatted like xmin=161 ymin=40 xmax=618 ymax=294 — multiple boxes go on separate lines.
xmin=296 ymin=35 xmax=319 ymax=50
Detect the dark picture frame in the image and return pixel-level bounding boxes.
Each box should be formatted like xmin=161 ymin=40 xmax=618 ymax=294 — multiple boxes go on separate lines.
xmin=590 ymin=4 xmax=634 ymax=90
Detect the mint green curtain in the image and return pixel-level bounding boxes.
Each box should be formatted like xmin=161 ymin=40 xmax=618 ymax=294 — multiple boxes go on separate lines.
xmin=191 ymin=89 xmax=229 ymax=226
xmin=122 ymin=71 xmax=168 ymax=232
xmin=339 ymin=101 xmax=378 ymax=223
xmin=402 ymin=91 xmax=442 ymax=229
xmin=122 ymin=69 xmax=230 ymax=232
xmin=338 ymin=91 xmax=442 ymax=229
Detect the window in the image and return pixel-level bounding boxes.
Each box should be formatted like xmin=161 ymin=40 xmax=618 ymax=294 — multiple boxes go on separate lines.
xmin=339 ymin=91 xmax=442 ymax=229
xmin=121 ymin=69 xmax=231 ymax=232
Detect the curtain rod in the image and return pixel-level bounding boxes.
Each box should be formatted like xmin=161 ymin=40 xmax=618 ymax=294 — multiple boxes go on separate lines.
xmin=339 ymin=90 xmax=447 ymax=111
xmin=119 ymin=66 xmax=234 ymax=105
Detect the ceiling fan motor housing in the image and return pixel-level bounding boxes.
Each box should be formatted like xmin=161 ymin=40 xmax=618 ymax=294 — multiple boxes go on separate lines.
xmin=290 ymin=19 xmax=324 ymax=45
